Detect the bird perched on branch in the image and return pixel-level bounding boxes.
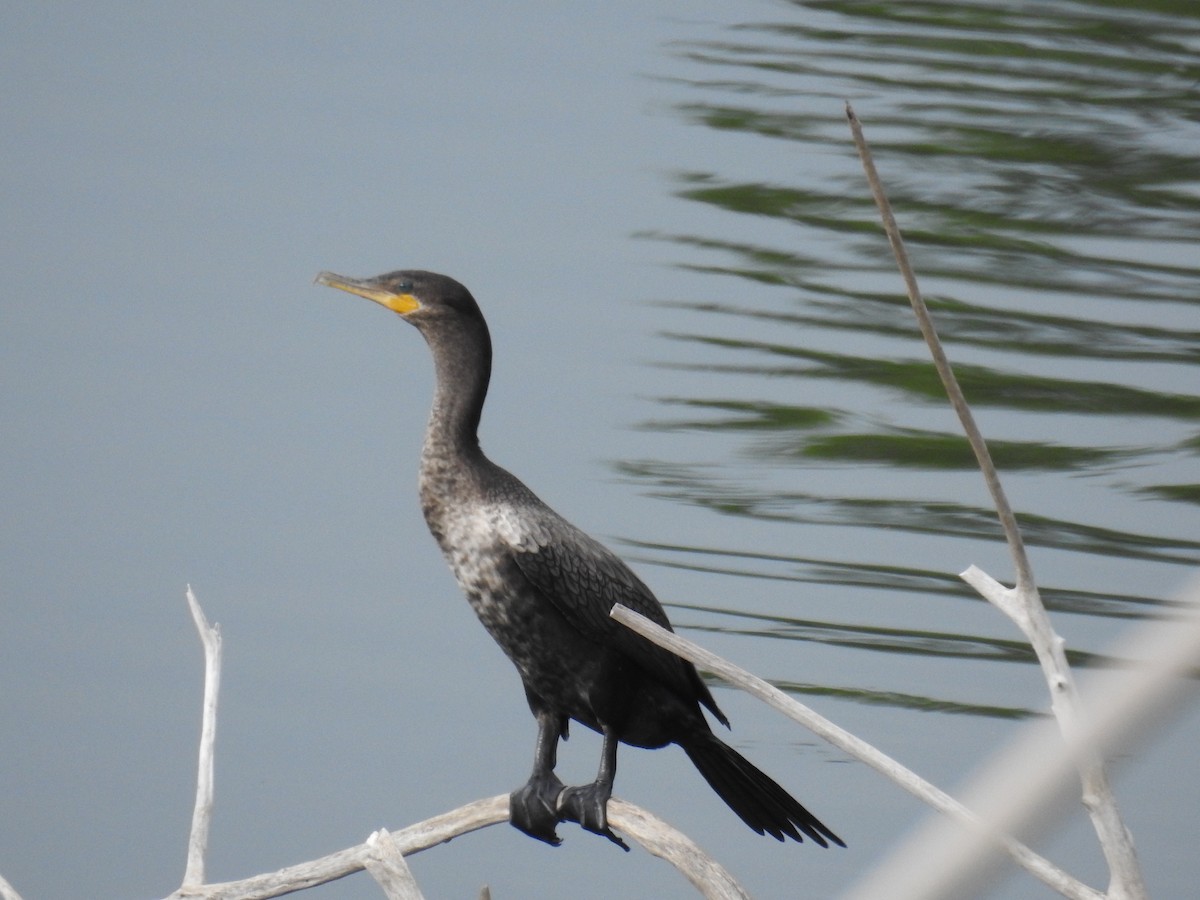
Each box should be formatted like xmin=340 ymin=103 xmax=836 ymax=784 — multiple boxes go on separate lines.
xmin=316 ymin=268 xmax=843 ymax=851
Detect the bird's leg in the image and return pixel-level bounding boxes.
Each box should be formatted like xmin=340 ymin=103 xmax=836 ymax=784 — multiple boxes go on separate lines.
xmin=509 ymin=710 xmax=568 ymax=846
xmin=558 ymin=729 xmax=629 ymax=851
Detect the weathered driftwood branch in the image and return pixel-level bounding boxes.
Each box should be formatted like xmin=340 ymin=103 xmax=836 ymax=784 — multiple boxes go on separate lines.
xmin=166 ymin=590 xmax=747 ymax=900
xmin=610 ymin=604 xmax=1103 ymax=900
xmin=183 ymin=586 xmax=222 ymax=888
xmin=844 ymin=102 xmax=1146 ymax=899
xmin=164 ymin=793 xmax=748 ymax=900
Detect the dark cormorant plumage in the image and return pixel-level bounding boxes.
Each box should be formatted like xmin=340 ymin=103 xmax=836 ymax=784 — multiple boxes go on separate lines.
xmin=315 ymin=268 xmax=843 ymax=850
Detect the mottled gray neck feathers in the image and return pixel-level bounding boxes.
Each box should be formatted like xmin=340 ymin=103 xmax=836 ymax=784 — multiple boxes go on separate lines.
xmin=418 ymin=315 xmax=493 ymax=499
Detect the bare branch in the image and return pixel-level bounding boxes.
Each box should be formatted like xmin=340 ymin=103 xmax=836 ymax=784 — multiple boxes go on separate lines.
xmin=610 ymin=604 xmax=1102 ymax=900
xmin=363 ymin=829 xmax=424 ymax=900
xmin=165 ymin=792 xmax=746 ymax=899
xmin=844 ymin=102 xmax=1146 ymax=898
xmin=183 ymin=586 xmax=222 ymax=888
xmin=844 ymin=102 xmax=1033 ymax=591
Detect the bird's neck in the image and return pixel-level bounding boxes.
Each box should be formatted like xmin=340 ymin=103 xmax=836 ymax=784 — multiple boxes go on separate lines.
xmin=418 ymin=320 xmax=492 ymax=491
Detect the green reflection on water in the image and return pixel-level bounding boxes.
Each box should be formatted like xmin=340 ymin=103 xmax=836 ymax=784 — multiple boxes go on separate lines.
xmin=628 ymin=0 xmax=1200 ymax=718
xmin=672 ymin=602 xmax=1107 ymax=669
xmin=621 ymin=538 xmax=1181 ymax=620
xmin=771 ymin=682 xmax=1044 ymax=721
xmin=619 ymin=460 xmax=1200 ymax=566
xmin=658 ymin=334 xmax=1200 ymax=419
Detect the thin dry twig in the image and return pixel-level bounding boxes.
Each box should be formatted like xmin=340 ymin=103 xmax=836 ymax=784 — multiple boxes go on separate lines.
xmin=844 ymin=103 xmax=1032 ymax=590
xmin=184 ymin=585 xmax=222 ymax=888
xmin=844 ymin=102 xmax=1145 ymax=899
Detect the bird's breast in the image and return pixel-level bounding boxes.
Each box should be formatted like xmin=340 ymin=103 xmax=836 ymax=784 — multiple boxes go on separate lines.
xmin=422 ymin=498 xmax=611 ymax=722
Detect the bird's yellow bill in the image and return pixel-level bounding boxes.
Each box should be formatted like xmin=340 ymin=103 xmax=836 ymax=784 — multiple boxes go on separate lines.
xmin=314 ymin=271 xmax=420 ymax=315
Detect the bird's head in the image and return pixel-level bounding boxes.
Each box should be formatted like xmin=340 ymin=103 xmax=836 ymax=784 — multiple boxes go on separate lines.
xmin=314 ymin=269 xmax=482 ymax=325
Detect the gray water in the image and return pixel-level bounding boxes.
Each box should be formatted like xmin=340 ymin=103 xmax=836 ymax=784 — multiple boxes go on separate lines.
xmin=2 ymin=2 xmax=1197 ymax=898
xmin=636 ymin=0 xmax=1199 ymax=701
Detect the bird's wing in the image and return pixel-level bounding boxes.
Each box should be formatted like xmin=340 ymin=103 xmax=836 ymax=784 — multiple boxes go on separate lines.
xmin=505 ymin=506 xmax=726 ymax=722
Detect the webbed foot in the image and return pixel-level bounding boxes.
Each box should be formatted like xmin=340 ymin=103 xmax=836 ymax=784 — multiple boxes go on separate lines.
xmin=509 ymin=771 xmax=566 ymax=846
xmin=559 ymin=782 xmax=629 ymax=852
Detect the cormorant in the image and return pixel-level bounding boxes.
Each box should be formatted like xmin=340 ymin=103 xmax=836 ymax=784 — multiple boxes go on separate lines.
xmin=315 ymin=268 xmax=843 ymax=850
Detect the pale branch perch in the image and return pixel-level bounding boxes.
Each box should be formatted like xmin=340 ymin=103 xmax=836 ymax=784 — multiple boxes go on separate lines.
xmin=167 ymin=590 xmax=745 ymax=899
xmin=610 ymin=604 xmax=1103 ymax=900
xmin=164 ymin=794 xmax=748 ymax=900
xmin=184 ymin=585 xmax=222 ymax=888
xmin=845 ymin=101 xmax=1146 ymax=899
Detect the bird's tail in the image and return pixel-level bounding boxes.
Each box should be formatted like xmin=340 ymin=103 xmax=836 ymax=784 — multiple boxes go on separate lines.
xmin=681 ymin=733 xmax=844 ymax=848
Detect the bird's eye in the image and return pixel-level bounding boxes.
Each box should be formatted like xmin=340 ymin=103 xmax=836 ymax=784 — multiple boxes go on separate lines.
xmin=398 ymin=281 xmax=414 ymax=293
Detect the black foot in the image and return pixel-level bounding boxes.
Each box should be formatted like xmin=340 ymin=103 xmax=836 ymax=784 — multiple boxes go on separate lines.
xmin=509 ymin=772 xmax=566 ymax=847
xmin=559 ymin=783 xmax=629 ymax=852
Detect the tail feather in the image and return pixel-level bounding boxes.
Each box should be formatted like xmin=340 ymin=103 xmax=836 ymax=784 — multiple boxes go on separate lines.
xmin=682 ymin=734 xmax=844 ymax=848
